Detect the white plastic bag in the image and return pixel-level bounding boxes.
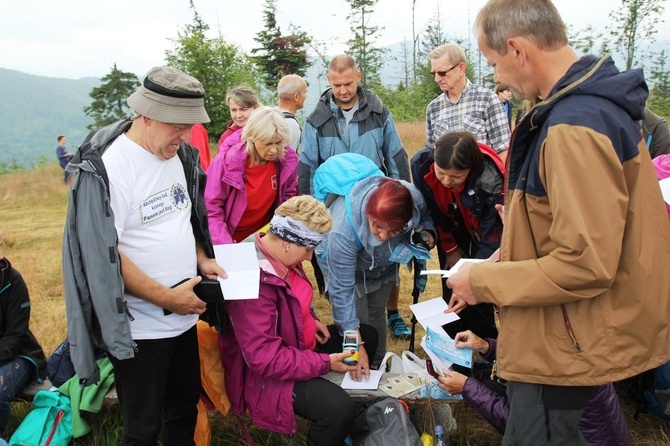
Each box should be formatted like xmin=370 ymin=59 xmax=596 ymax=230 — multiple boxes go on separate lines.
xmin=401 ymin=350 xmax=426 ymax=374
xmin=380 ymin=352 xmax=405 ymax=374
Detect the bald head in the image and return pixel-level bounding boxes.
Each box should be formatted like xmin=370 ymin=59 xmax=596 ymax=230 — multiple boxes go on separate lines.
xmin=277 ymin=75 xmax=307 ymax=113
xmin=278 ymin=75 xmax=307 ymax=101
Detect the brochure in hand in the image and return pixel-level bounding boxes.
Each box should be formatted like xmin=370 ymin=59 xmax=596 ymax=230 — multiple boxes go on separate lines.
xmin=425 ymin=326 xmax=473 ymax=369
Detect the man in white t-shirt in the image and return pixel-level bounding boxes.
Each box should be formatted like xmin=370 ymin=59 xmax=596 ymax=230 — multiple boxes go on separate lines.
xmin=102 ymin=66 xmax=226 ymax=445
xmin=277 ymin=74 xmax=307 ymax=152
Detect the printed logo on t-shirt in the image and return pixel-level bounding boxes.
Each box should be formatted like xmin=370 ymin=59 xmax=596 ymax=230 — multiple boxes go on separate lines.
xmin=271 ymin=174 xmax=277 ymax=190
xmin=140 ymin=183 xmax=189 ymax=226
xmin=172 ymin=183 xmax=189 ymax=210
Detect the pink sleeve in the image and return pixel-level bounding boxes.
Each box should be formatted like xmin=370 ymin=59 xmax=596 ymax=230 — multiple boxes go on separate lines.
xmin=204 ymin=156 xmax=235 ymax=245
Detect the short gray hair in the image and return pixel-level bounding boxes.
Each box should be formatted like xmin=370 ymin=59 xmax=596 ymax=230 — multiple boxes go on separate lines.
xmin=428 ymin=44 xmax=466 ymax=65
xmin=475 ymin=0 xmax=568 ymax=55
xmin=328 ymin=55 xmax=357 ymax=74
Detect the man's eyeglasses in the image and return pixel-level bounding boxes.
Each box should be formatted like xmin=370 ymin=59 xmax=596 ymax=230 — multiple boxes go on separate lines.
xmin=430 ymin=63 xmax=461 ymax=78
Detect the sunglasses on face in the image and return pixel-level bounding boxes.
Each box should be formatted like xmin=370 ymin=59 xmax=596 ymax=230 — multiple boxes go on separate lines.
xmin=430 ymin=62 xmax=461 ymax=78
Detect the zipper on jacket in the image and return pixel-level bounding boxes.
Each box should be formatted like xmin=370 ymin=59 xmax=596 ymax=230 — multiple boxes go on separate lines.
xmin=560 ymin=304 xmax=582 ymax=352
xmin=44 ymin=409 xmax=65 ymax=446
xmin=122 ymin=300 xmax=135 ymax=321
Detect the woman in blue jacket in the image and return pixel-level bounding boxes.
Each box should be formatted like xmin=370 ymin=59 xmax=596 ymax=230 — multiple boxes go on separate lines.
xmin=316 ymin=176 xmax=435 ymax=368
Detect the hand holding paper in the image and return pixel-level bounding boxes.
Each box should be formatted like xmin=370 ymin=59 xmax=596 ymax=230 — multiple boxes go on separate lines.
xmin=409 ymin=297 xmax=459 ymax=331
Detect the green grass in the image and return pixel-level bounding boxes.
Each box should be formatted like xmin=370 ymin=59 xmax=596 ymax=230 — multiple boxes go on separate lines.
xmin=2 ymin=149 xmax=670 ymax=444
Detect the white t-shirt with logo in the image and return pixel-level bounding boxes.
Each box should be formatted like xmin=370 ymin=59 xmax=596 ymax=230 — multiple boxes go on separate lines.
xmin=102 ymin=134 xmax=198 ymax=339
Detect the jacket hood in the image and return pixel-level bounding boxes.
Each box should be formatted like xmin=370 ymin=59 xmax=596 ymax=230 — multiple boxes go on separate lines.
xmin=308 ymin=87 xmax=385 ymax=128
xmin=348 ymin=176 xmax=425 ymax=251
xmin=529 ymin=55 xmax=647 ymax=129
xmin=0 ymin=258 xmax=11 ymax=289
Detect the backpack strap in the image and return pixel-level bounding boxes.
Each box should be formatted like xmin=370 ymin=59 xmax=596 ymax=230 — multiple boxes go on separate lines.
xmin=344 ymin=194 xmax=363 ymax=251
xmin=281 ymin=111 xmax=301 ymax=128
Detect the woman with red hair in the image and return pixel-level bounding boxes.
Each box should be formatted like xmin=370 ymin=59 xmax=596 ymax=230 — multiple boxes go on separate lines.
xmin=316 ymin=175 xmax=435 ymax=369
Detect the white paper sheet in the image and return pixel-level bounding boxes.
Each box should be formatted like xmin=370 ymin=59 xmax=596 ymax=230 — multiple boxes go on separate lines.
xmin=212 ymin=242 xmax=260 ymax=300
xmin=341 ymin=369 xmax=384 ymax=390
xmin=660 ymin=177 xmax=670 ymax=205
xmin=420 ymin=258 xmax=487 ymax=278
xmin=409 ymin=297 xmax=459 ymax=331
xmin=420 ymin=269 xmax=450 ymax=276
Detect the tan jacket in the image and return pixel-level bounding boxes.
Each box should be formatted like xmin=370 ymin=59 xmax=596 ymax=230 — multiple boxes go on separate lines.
xmin=470 ymin=55 xmax=670 ymax=386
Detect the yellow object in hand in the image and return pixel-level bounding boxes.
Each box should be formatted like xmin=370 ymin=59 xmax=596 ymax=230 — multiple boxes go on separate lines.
xmin=421 ymin=432 xmax=434 ymax=446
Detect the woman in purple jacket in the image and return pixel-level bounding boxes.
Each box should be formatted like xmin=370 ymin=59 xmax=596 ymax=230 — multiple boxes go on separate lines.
xmin=437 ymin=330 xmax=631 ymax=446
xmin=220 ymin=196 xmax=378 ymax=445
xmin=205 ymin=106 xmax=298 ymax=245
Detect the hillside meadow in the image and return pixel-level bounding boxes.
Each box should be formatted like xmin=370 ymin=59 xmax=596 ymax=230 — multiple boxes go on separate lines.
xmin=0 ymin=121 xmax=668 ymax=444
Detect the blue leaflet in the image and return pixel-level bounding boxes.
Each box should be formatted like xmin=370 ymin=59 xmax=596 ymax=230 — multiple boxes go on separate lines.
xmin=388 ymin=243 xmax=432 ymax=264
xmin=426 ymin=326 xmax=473 ymax=368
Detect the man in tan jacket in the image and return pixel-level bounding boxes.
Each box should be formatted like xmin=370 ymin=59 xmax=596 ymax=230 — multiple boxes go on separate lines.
xmin=447 ymin=1 xmax=670 ymax=444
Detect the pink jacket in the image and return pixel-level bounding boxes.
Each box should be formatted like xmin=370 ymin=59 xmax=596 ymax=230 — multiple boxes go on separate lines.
xmin=220 ymin=255 xmax=330 ymax=435
xmin=205 ymin=141 xmax=298 ymax=244
xmin=653 ymin=154 xmax=670 ymax=219
xmin=217 ymin=127 xmax=243 ymax=155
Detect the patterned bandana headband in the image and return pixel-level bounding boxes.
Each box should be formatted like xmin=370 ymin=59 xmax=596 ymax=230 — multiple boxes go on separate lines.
xmin=269 ymin=215 xmax=324 ymax=247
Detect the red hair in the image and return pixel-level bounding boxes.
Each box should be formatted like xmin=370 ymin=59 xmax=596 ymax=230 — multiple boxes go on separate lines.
xmin=366 ymin=178 xmax=413 ymax=230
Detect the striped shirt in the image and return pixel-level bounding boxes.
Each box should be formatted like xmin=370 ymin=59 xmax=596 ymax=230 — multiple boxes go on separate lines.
xmin=425 ymin=80 xmax=511 ymax=153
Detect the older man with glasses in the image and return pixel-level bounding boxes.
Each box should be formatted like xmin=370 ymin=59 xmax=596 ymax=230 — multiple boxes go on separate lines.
xmin=426 ymin=44 xmax=511 ymax=160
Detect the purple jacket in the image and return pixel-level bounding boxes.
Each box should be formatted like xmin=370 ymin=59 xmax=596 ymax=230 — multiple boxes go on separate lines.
xmin=220 ymin=253 xmax=331 ymax=435
xmin=204 ymin=141 xmax=298 ymax=244
xmin=463 ymin=340 xmax=630 ymax=446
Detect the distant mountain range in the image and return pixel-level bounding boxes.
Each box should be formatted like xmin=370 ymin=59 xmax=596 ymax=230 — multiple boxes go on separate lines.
xmin=0 ymin=68 xmax=99 ymax=168
xmin=0 ymin=46 xmax=413 ymax=168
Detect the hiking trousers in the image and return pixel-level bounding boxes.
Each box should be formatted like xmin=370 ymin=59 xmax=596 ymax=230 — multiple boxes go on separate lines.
xmin=503 ymin=381 xmax=594 ymax=446
xmin=110 ymin=325 xmax=200 ymax=446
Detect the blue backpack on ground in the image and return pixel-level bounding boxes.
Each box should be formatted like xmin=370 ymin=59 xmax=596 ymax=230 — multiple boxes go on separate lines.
xmin=9 ymin=390 xmax=73 ymax=446
xmin=312 ymin=153 xmax=383 ymax=249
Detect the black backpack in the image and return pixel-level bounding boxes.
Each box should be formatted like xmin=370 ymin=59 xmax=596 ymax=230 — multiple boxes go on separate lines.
xmin=46 ymin=338 xmax=107 ymax=387
xmin=351 ymin=397 xmax=422 ymax=446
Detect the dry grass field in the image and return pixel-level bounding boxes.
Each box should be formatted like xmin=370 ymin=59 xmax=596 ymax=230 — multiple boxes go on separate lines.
xmin=0 ymin=120 xmax=668 ymax=444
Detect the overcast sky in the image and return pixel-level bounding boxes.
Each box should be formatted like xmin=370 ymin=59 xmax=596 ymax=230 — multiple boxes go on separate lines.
xmin=2 ymin=0 xmax=669 ymax=80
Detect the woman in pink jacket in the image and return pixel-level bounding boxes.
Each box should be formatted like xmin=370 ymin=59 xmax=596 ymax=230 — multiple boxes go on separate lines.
xmin=205 ymin=106 xmax=299 ymax=245
xmin=221 ymin=196 xmax=378 ymax=445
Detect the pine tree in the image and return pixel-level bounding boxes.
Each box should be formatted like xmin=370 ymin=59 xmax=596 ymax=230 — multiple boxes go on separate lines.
xmin=345 ymin=0 xmax=385 ymax=87
xmin=83 ymin=63 xmax=140 ymax=131
xmin=648 ymin=50 xmax=670 ymax=116
xmin=252 ymin=0 xmax=312 ymax=90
